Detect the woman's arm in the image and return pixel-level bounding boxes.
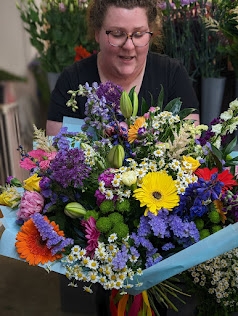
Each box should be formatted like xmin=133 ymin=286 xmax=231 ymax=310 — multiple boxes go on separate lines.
xmin=46 ymin=120 xmax=63 ymax=136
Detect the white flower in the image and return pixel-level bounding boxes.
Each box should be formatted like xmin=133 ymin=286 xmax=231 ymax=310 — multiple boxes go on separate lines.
xmin=121 ymin=170 xmax=137 ymax=186
xmin=211 ymin=124 xmax=222 ymax=134
xmin=220 ymin=109 xmax=233 ymax=121
xmin=229 ymin=98 xmax=238 ymax=111
xmin=83 ymin=286 xmax=93 ymax=293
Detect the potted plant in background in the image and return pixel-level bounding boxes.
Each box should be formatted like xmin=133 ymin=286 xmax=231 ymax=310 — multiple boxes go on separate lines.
xmin=193 ymin=0 xmax=228 ymax=125
xmin=159 ymin=0 xmax=201 ymax=81
xmin=203 ymin=0 xmax=238 ymax=97
xmin=16 ymin=0 xmax=98 ymax=91
xmin=159 ymin=0 xmax=232 ymax=125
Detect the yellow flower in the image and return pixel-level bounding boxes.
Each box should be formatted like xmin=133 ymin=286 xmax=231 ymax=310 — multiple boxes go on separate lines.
xmin=0 ymin=187 xmax=21 ymax=208
xmin=182 ymin=156 xmax=200 ymax=172
xmin=128 ymin=116 xmax=146 ymax=143
xmin=133 ymin=171 xmax=179 ymax=215
xmin=23 ymin=174 xmax=41 ymax=192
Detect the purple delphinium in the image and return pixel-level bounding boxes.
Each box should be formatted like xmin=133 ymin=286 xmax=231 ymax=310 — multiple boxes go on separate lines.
xmin=174 ymin=175 xmax=223 ymax=220
xmin=32 ymin=213 xmax=74 ymax=255
xmin=50 ymin=148 xmax=91 ymax=188
xmin=52 ymin=127 xmax=78 ymax=151
xmin=96 ymin=81 xmax=122 ymax=113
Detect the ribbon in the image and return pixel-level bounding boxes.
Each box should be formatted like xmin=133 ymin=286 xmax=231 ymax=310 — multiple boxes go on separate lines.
xmin=110 ymin=289 xmax=153 ymax=316
xmin=128 ymin=293 xmax=143 ymax=316
xmin=118 ymin=293 xmax=129 ymax=316
xmin=142 ymin=291 xmax=153 ymax=316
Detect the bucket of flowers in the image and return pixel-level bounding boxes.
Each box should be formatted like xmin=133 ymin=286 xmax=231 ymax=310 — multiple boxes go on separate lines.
xmin=0 ymin=82 xmax=238 ymax=315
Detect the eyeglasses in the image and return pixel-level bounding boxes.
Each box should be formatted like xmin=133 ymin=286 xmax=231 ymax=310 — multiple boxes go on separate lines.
xmin=105 ymin=30 xmax=153 ymax=47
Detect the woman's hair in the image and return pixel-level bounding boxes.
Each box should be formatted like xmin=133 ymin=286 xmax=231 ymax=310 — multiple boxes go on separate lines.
xmin=87 ymin=0 xmax=162 ymax=40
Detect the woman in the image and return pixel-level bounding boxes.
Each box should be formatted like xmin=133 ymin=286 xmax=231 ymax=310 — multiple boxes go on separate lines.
xmin=46 ymin=0 xmax=199 ymax=136
xmin=47 ymin=1 xmax=199 ymax=314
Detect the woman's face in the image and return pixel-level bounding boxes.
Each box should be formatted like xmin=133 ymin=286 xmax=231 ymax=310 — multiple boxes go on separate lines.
xmin=95 ymin=6 xmax=151 ymax=80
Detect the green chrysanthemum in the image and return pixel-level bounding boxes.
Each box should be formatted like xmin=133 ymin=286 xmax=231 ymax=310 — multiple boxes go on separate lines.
xmin=133 ymin=171 xmax=179 ymax=215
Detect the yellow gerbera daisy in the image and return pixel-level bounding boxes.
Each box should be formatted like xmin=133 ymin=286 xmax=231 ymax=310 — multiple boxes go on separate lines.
xmin=128 ymin=116 xmax=146 ymax=143
xmin=133 ymin=171 xmax=179 ymax=215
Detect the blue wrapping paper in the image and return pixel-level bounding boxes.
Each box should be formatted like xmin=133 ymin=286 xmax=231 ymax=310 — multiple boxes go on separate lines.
xmin=1 ymin=204 xmax=238 ymax=294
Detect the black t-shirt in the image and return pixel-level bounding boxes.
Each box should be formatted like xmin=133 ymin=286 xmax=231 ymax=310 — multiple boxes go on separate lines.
xmin=48 ymin=51 xmax=199 ymax=121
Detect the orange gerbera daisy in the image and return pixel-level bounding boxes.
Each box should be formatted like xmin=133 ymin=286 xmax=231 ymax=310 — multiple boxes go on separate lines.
xmin=15 ymin=217 xmax=64 ymax=266
xmin=128 ymin=116 xmax=146 ymax=143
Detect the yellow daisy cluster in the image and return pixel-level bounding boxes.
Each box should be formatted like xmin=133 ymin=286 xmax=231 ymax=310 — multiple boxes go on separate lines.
xmin=63 ymin=236 xmax=142 ymax=293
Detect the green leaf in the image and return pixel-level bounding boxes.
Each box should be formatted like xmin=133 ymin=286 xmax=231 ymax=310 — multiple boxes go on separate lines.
xmin=141 ymin=97 xmax=149 ymax=115
xmin=179 ymin=108 xmax=196 ymax=120
xmin=156 ymin=85 xmax=164 ymax=110
xmin=164 ymin=98 xmax=182 ymax=115
xmin=223 ymin=136 xmax=237 ymax=157
xmin=211 ymin=144 xmax=223 ymax=161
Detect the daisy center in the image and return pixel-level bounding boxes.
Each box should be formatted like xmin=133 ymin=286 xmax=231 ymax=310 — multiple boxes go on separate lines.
xmin=152 ymin=191 xmax=162 ymax=200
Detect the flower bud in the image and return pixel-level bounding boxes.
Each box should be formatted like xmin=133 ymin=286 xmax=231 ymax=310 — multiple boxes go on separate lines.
xmin=107 ymin=145 xmax=125 ymax=169
xmin=121 ymin=171 xmax=137 ymax=187
xmin=120 ymin=91 xmax=133 ymax=119
xmin=132 ymin=91 xmax=138 ymax=117
xmin=64 ymin=202 xmax=87 ymax=218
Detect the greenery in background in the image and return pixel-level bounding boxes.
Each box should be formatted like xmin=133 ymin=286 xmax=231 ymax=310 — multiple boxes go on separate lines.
xmin=160 ymin=0 xmax=238 ymax=79
xmin=159 ymin=0 xmax=200 ymax=80
xmin=203 ymin=0 xmax=238 ymax=78
xmin=16 ymin=0 xmax=98 ymax=73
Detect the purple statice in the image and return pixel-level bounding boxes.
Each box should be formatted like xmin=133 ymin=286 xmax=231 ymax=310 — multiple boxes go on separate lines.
xmin=169 ymin=215 xmax=200 ymax=246
xmin=32 ymin=213 xmax=74 ymax=255
xmin=147 ymin=210 xmax=170 ymax=238
xmin=50 ymin=148 xmax=91 ymax=188
xmin=145 ymin=254 xmax=163 ymax=268
xmin=137 ymin=215 xmax=151 ymax=236
xmin=162 ymin=242 xmax=175 ymax=251
xmin=112 ymin=244 xmax=129 ymax=270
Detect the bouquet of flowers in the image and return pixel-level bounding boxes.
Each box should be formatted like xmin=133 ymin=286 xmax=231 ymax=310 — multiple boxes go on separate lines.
xmin=1 ymin=81 xmax=238 ymax=315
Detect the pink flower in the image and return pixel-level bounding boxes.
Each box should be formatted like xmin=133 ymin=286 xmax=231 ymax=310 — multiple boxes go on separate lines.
xmin=58 ymin=3 xmax=66 ymax=12
xmin=17 ymin=191 xmax=44 ymax=221
xmin=82 ymin=217 xmax=100 ymax=257
xmin=95 ymin=189 xmax=106 ymax=206
xmin=98 ymin=169 xmax=115 ymax=187
xmin=39 ymin=160 xmax=51 ymax=171
xmin=20 ymin=149 xmax=57 ymax=171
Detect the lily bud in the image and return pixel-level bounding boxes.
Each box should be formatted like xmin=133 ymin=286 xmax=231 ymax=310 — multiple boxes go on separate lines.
xmin=120 ymin=91 xmax=133 ymax=118
xmin=107 ymin=145 xmax=125 ymax=169
xmin=132 ymin=91 xmax=138 ymax=117
xmin=64 ymin=202 xmax=87 ymax=219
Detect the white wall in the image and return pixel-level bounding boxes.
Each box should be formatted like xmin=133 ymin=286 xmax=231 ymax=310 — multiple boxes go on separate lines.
xmin=0 ymin=0 xmax=38 ymax=77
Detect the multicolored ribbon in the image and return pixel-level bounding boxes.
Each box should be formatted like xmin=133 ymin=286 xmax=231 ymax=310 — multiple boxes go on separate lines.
xmin=110 ymin=289 xmax=154 ymax=316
